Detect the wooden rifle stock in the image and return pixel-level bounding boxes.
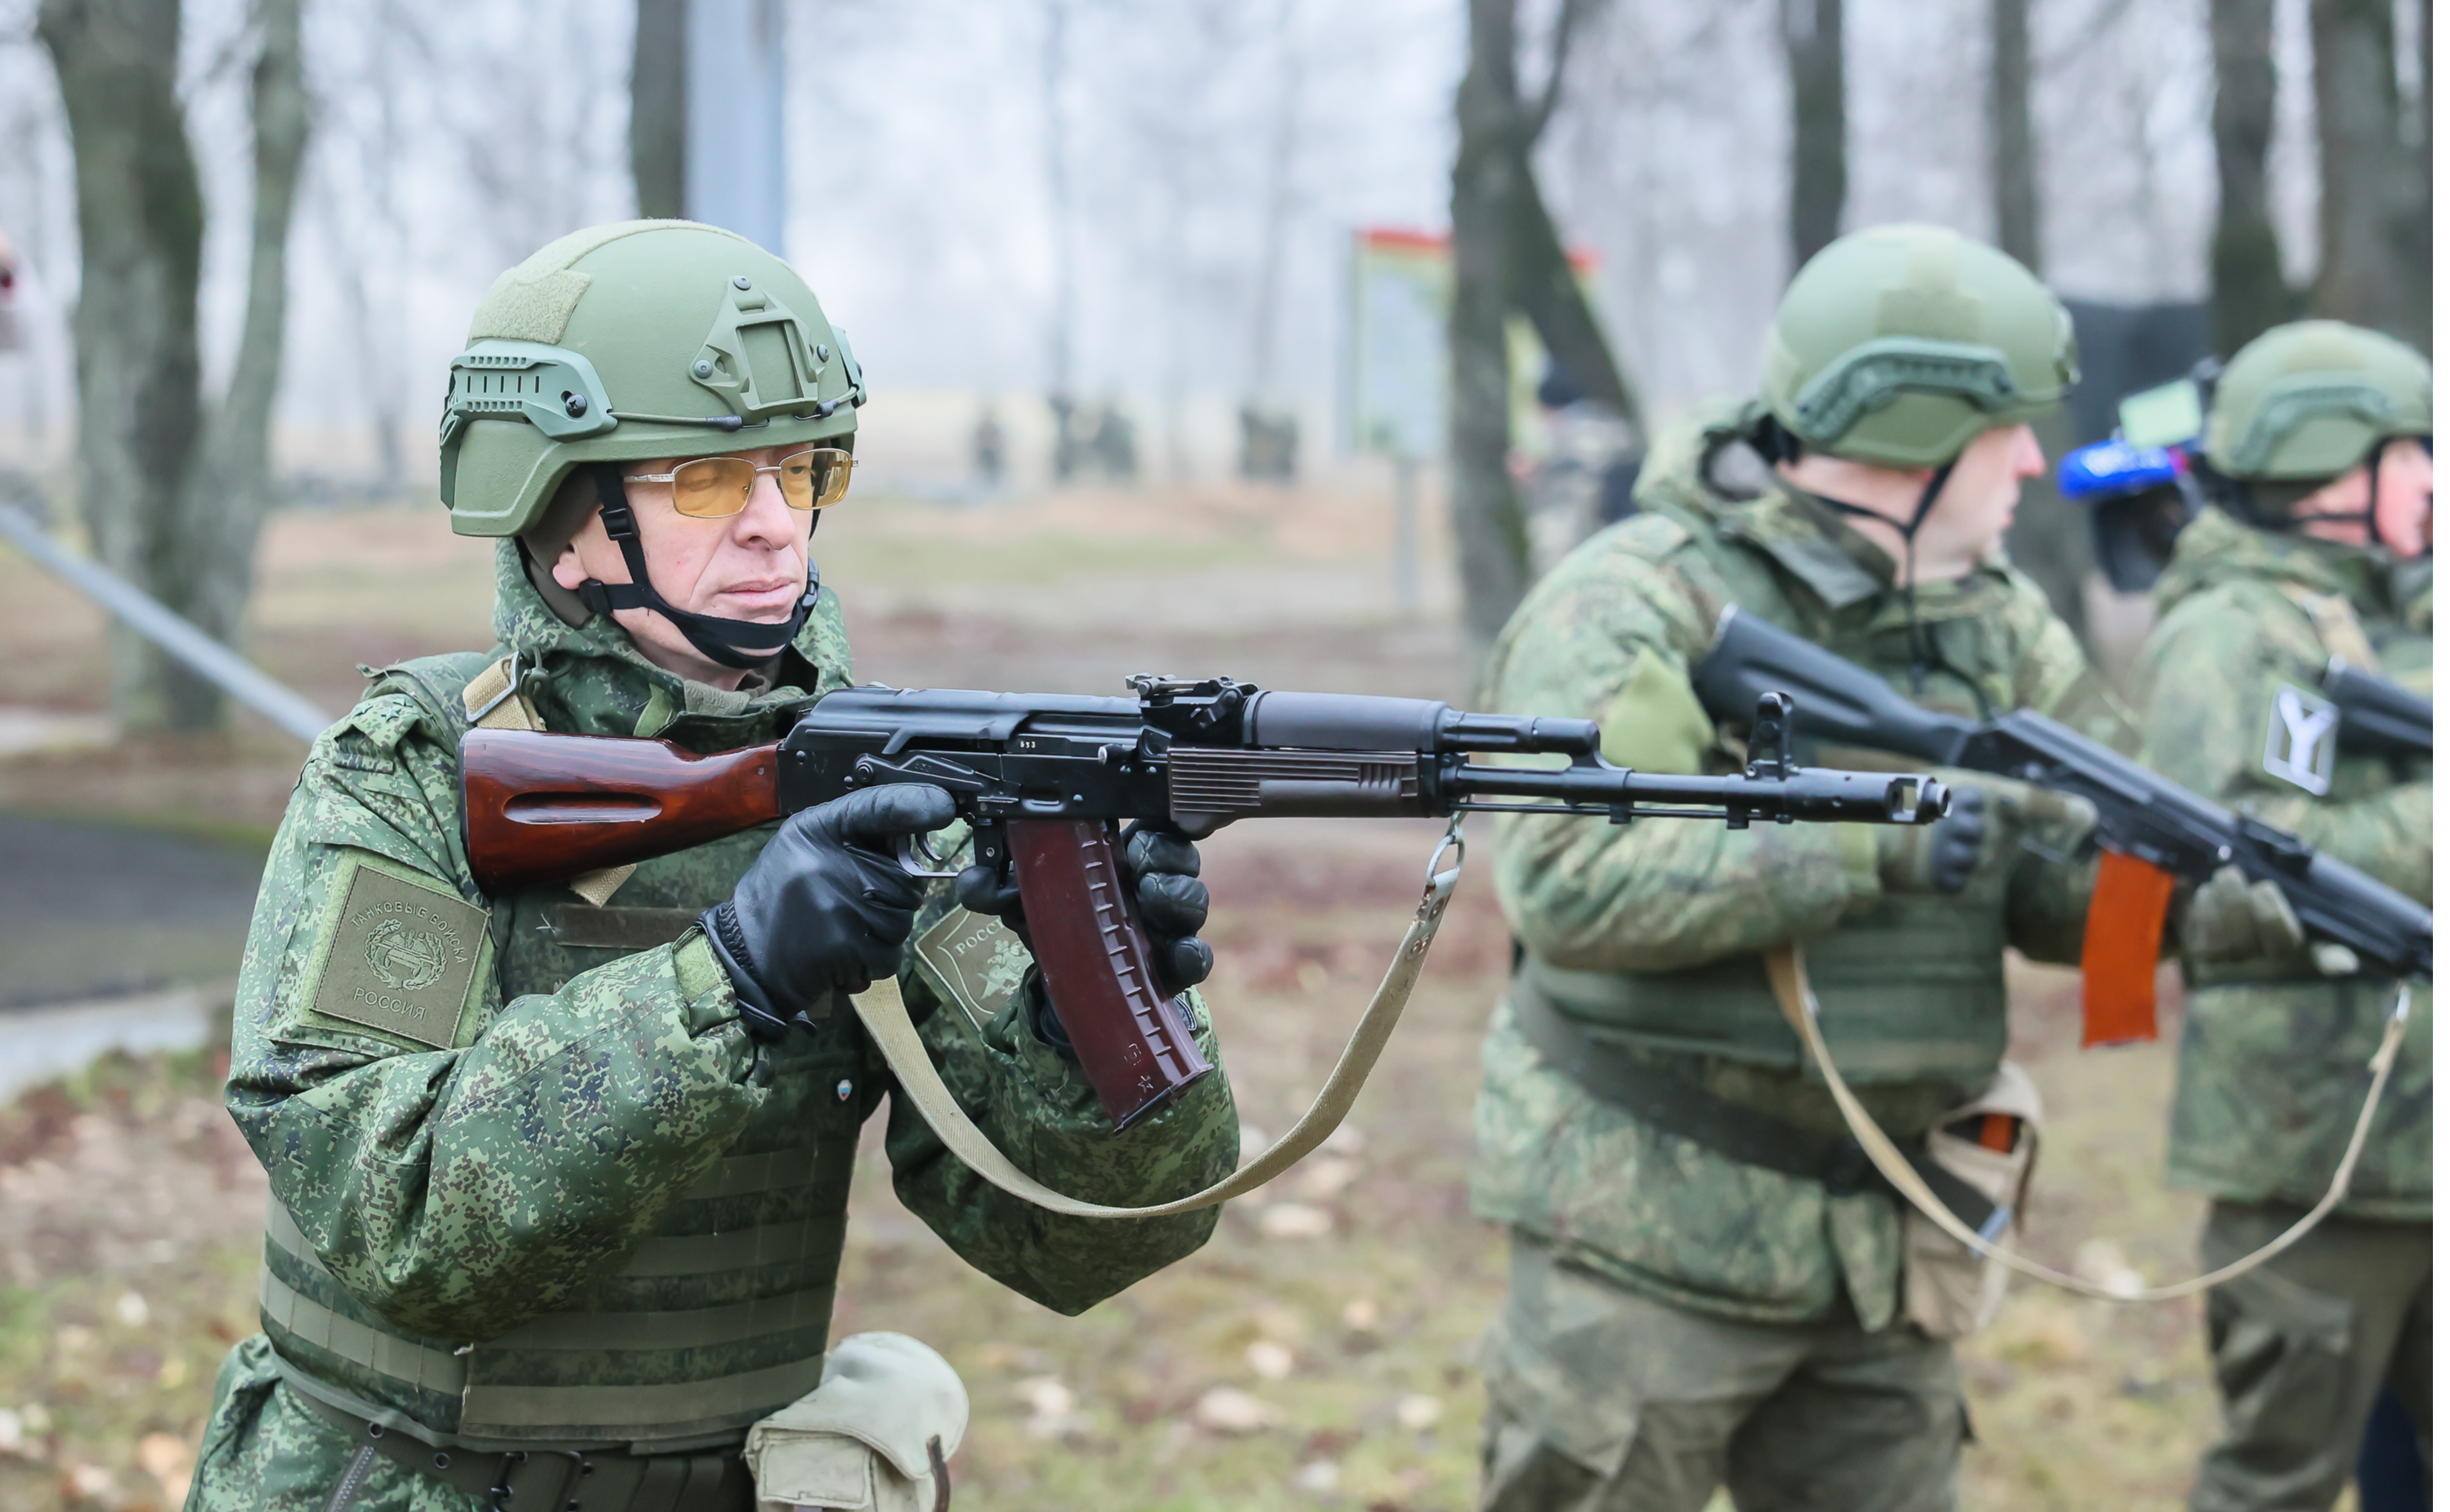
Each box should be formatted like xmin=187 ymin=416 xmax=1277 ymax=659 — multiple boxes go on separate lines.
xmin=462 ymin=729 xmax=1209 ymax=1128
xmin=461 ymin=728 xmax=782 ymax=894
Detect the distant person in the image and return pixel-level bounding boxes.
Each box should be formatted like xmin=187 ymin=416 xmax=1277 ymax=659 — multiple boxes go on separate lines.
xmin=182 ymin=219 xmax=1238 ymax=1508
xmin=1090 ymin=399 xmax=1138 ymax=481
xmin=1521 ymin=363 xmax=1637 ymax=578
xmin=1237 ymin=402 xmax=1299 ymax=482
xmin=0 ymin=228 xmax=20 ymax=354
xmin=2359 ymin=1385 xmax=2430 ymax=1512
xmin=972 ymin=403 xmax=1006 ymax=489
xmin=2130 ymin=320 xmax=2431 ymax=1512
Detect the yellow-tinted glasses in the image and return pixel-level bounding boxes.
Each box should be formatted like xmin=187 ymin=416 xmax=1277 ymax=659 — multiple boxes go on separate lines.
xmin=625 ymin=448 xmax=856 ymax=517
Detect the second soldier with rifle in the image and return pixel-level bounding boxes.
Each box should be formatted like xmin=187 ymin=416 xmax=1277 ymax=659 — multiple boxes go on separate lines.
xmin=1469 ymin=224 xmax=2133 ymax=1512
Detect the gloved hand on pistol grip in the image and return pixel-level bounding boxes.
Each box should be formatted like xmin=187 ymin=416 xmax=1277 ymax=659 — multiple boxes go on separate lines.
xmin=1878 ymin=785 xmax=1987 ymax=894
xmin=955 ymin=821 xmax=1215 ymax=996
xmin=2179 ymin=864 xmax=2306 ymax=965
xmin=702 ymin=784 xmax=959 ymax=1043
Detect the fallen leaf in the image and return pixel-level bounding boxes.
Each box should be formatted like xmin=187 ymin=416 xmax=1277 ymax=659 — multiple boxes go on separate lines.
xmin=1258 ymin=1203 xmax=1333 ymax=1239
xmin=1294 ymin=1155 xmax=1360 ymax=1201
xmin=1394 ymin=1393 xmax=1443 ymax=1431
xmin=137 ymin=1432 xmax=194 ymax=1501
xmin=1193 ymin=1386 xmax=1280 ymax=1435
xmin=1245 ymin=1340 xmax=1294 ymax=1381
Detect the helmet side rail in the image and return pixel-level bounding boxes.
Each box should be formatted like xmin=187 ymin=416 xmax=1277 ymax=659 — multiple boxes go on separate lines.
xmin=461 ymin=677 xmax=1950 ymax=1129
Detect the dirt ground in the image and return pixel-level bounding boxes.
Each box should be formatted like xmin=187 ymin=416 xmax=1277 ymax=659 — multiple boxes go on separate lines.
xmin=0 ymin=481 xmax=2319 ymax=1509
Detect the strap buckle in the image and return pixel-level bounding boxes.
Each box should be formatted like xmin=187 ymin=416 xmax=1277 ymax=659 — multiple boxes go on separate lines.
xmin=465 ymin=650 xmax=531 ymax=727
xmin=488 ymin=1448 xmax=593 ymax=1511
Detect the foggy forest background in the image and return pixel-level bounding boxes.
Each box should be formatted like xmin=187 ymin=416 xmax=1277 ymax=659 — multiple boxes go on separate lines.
xmin=0 ymin=0 xmax=2412 ymax=491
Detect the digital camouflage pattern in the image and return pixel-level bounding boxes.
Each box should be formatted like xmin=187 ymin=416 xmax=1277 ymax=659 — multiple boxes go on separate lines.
xmin=185 ymin=543 xmax=1238 ymax=1509
xmin=1471 ymin=405 xmax=2127 ymax=1332
xmin=1478 ymin=1235 xmax=1963 ymax=1511
xmin=2135 ymin=506 xmax=2431 ymax=1217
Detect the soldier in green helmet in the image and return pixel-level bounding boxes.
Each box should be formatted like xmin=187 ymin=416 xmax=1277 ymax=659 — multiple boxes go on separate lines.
xmin=1468 ymin=223 xmax=2135 ymax=1510
xmin=2129 ymin=320 xmax=2431 ymax=1512
xmin=184 ymin=221 xmax=1239 ymax=1510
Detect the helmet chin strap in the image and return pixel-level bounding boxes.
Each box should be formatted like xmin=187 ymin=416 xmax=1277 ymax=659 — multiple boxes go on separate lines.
xmin=573 ymin=463 xmax=821 ymax=672
xmin=1802 ymin=457 xmax=1958 ymax=693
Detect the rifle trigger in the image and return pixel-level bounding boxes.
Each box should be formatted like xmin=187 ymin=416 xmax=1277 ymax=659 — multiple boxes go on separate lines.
xmin=898 ymin=831 xmax=967 ymax=880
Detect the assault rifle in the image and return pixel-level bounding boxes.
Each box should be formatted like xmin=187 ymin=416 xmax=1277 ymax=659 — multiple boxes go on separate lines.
xmin=463 ymin=676 xmax=1949 ymax=1128
xmin=2321 ymin=660 xmax=2431 ymax=759
xmin=1694 ymin=610 xmax=2431 ymax=1043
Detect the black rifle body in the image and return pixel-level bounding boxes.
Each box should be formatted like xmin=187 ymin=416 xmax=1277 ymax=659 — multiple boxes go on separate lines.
xmin=1695 ymin=610 xmax=2431 ymax=983
xmin=466 ymin=675 xmax=1949 ymax=1130
xmin=2320 ymin=660 xmax=2432 ymax=759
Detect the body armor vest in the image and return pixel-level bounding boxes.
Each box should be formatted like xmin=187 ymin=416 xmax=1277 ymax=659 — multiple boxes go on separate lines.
xmin=1520 ymin=492 xmax=2031 ymax=1088
xmin=259 ymin=656 xmax=863 ymax=1452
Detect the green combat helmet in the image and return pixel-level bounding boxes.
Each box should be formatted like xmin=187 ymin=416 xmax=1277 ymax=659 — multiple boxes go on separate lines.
xmin=438 ymin=219 xmax=865 ymax=667
xmin=1741 ymin=224 xmax=2078 ymax=620
xmin=2202 ymin=320 xmax=2429 ymax=532
xmin=1759 ymin=222 xmax=2078 ymax=472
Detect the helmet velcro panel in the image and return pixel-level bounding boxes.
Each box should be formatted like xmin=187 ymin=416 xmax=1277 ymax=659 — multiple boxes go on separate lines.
xmin=1763 ymin=223 xmax=2077 ymax=470
xmin=468 ymin=219 xmax=719 ymax=345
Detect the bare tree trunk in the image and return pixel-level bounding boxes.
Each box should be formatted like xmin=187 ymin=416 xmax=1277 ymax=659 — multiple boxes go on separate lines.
xmin=632 ymin=0 xmax=687 ymax=219
xmin=2209 ymin=0 xmax=2292 ymax=355
xmin=2308 ymin=0 xmax=2428 ymax=350
xmin=37 ymin=0 xmax=204 ymax=731
xmin=1450 ymin=0 xmax=1529 ymax=656
xmin=1783 ymin=0 xmax=1845 ymax=271
xmin=1448 ymin=0 xmax=1627 ymax=658
xmin=165 ymin=0 xmax=308 ymax=729
xmin=1989 ymin=0 xmax=2040 ymax=269
xmin=1508 ymin=161 xmax=1640 ymax=442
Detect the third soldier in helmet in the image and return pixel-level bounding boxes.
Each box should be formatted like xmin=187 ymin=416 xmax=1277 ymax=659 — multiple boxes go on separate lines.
xmin=1469 ymin=224 xmax=2129 ymax=1511
xmin=2131 ymin=320 xmax=2431 ymax=1512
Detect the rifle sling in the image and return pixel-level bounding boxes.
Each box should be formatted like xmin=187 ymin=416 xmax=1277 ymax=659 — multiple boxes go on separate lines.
xmin=847 ymin=824 xmax=1469 ymax=1218
xmin=1765 ymin=940 xmax=2412 ymax=1304
xmin=1509 ymin=980 xmax=2000 ymax=1234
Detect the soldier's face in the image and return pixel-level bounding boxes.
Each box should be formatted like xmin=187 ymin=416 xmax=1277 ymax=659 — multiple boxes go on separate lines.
xmin=550 ymin=441 xmax=814 ymax=683
xmin=2295 ymin=437 xmax=2432 ymax=559
xmin=1881 ymin=423 xmax=2045 ymax=584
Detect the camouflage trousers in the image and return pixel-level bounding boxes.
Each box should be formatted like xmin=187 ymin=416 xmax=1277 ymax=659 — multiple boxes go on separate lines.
xmin=1477 ymin=1232 xmax=1965 ymax=1512
xmin=2188 ymin=1203 xmax=2431 ymax=1512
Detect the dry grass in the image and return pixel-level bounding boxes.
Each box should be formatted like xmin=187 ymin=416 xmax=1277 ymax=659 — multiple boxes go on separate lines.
xmin=0 ymin=481 xmax=2324 ymax=1509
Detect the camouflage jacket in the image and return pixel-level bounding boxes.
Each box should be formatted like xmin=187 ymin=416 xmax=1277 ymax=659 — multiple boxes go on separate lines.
xmin=1471 ymin=412 xmax=2125 ymax=1329
xmin=2135 ymin=508 xmax=2430 ymax=1218
xmin=212 ymin=543 xmax=1238 ymax=1450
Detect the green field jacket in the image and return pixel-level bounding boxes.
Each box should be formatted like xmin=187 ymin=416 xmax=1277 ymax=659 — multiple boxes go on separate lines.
xmin=1471 ymin=412 xmax=2128 ymax=1329
xmin=2135 ymin=509 xmax=2430 ymax=1219
xmin=212 ymin=542 xmax=1238 ymax=1453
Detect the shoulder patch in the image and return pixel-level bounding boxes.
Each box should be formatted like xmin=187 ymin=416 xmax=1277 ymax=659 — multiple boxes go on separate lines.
xmin=909 ymin=908 xmax=1033 ymax=1035
xmin=303 ymin=852 xmax=492 ymax=1049
xmin=1618 ymin=511 xmax=1693 ymax=560
xmin=335 ymin=693 xmax=428 ymax=755
xmin=2262 ymin=684 xmax=2340 ymax=796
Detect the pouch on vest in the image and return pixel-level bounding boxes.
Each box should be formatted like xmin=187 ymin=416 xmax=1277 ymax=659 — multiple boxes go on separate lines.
xmin=1902 ymin=1063 xmax=2043 ymax=1339
xmin=745 ymin=1333 xmax=967 ymax=1512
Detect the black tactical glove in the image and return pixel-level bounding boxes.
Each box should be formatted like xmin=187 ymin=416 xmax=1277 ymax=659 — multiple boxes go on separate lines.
xmin=956 ymin=820 xmax=1215 ymax=996
xmin=1878 ymin=784 xmax=1987 ymax=894
xmin=702 ymin=784 xmax=958 ymax=1043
